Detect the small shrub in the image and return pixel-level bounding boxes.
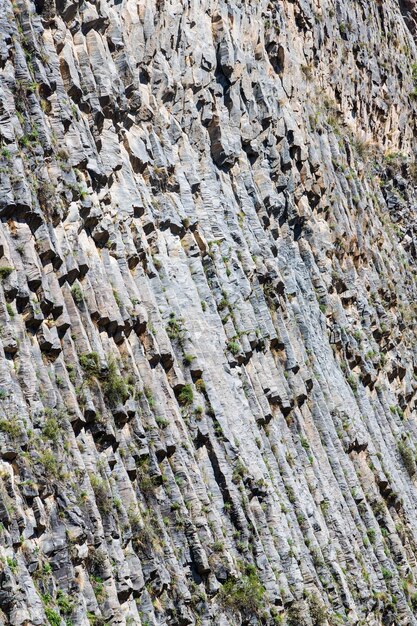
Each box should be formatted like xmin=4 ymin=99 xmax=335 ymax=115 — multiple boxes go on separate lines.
xmin=183 ymin=354 xmax=195 ymax=366
xmin=112 ymin=289 xmax=121 ymax=307
xmin=102 ymin=358 xmax=129 ymax=406
xmin=287 ymin=601 xmax=306 ymax=626
xmin=42 ymin=417 xmax=60 ymax=444
xmin=308 ymin=593 xmax=327 ymax=625
xmin=71 ymin=283 xmax=83 ymax=306
xmin=411 ymin=63 xmax=417 ymax=98
xmin=178 ymin=384 xmax=193 ymax=406
xmin=286 ymin=485 xmax=296 ymax=504
xmin=232 ymin=459 xmax=246 ymax=483
xmin=66 ymin=364 xmax=76 ymax=384
xmin=227 ymin=340 xmax=240 ymax=355
xmin=346 ymin=373 xmax=357 ymax=392
xmin=57 ymin=589 xmax=73 ymax=616
xmin=382 ymin=567 xmax=393 ymax=581
xmin=39 ymin=451 xmax=59 ymax=478
xmin=0 ymin=266 xmax=13 ymax=280
xmin=90 ymin=475 xmax=111 ymax=514
xmin=91 ymin=575 xmax=106 ymax=602
xmin=45 ymin=608 xmax=60 ymax=626
xmin=398 ymin=440 xmax=416 ymax=476
xmin=79 ymin=352 xmax=100 ymax=377
xmin=144 ymin=386 xmax=155 ymax=408
xmin=166 ymin=313 xmax=184 ymax=342
xmin=155 ymin=415 xmax=169 ymax=428
xmin=6 ymin=303 xmax=14 ymax=318
xmin=219 ymin=563 xmax=265 ymax=617
xmin=352 ymin=136 xmax=372 ymax=160
xmin=6 ymin=557 xmax=18 ymax=573
xmin=371 ymin=499 xmax=385 ymax=516
xmin=0 ymin=416 xmax=20 ymax=437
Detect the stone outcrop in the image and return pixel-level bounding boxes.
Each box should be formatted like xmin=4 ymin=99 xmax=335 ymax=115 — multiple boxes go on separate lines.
xmin=1 ymin=0 xmax=417 ymax=625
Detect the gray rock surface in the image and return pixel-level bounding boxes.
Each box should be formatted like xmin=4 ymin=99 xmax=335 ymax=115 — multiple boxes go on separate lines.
xmin=1 ymin=0 xmax=417 ymax=624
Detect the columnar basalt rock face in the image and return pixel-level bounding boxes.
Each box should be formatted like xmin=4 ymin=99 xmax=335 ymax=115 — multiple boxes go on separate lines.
xmin=1 ymin=0 xmax=417 ymax=625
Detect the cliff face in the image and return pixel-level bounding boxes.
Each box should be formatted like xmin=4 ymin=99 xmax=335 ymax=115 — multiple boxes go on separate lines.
xmin=2 ymin=0 xmax=417 ymax=625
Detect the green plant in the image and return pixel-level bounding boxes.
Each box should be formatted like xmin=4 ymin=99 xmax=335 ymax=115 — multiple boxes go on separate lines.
xmin=308 ymin=593 xmax=327 ymax=625
xmin=183 ymin=354 xmax=195 ymax=366
xmin=90 ymin=474 xmax=111 ymax=514
xmin=42 ymin=417 xmax=60 ymax=444
xmin=398 ymin=440 xmax=416 ymax=476
xmin=45 ymin=608 xmax=60 ymax=626
xmin=0 ymin=266 xmax=13 ymax=279
xmin=178 ymin=384 xmax=193 ymax=406
xmin=57 ymin=589 xmax=73 ymax=616
xmin=102 ymin=358 xmax=129 ymax=406
xmin=212 ymin=540 xmax=224 ymax=552
xmin=6 ymin=557 xmax=18 ymax=573
xmin=71 ymin=283 xmax=83 ymax=306
xmin=91 ymin=575 xmax=106 ymax=602
xmin=287 ymin=601 xmax=306 ymax=626
xmin=155 ymin=415 xmax=169 ymax=428
xmin=112 ymin=289 xmax=121 ymax=307
xmin=144 ymin=386 xmax=155 ymax=408
xmin=346 ymin=373 xmax=357 ymax=392
xmin=371 ymin=499 xmax=385 ymax=516
xmin=39 ymin=451 xmax=59 ymax=478
xmin=195 ymin=379 xmax=206 ymax=392
xmin=153 ymin=256 xmax=162 ymax=270
xmin=286 ymin=485 xmax=296 ymax=504
xmin=166 ymin=313 xmax=184 ymax=342
xmin=18 ymin=135 xmax=30 ymax=148
xmin=0 ymin=416 xmax=20 ymax=437
xmin=232 ymin=459 xmax=246 ymax=483
xmin=79 ymin=352 xmax=100 ymax=377
xmin=411 ymin=63 xmax=417 ymax=98
xmin=219 ymin=563 xmax=265 ymax=617
xmin=227 ymin=340 xmax=240 ymax=355
xmin=6 ymin=303 xmax=14 ymax=318
xmin=382 ymin=567 xmax=393 ymax=581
